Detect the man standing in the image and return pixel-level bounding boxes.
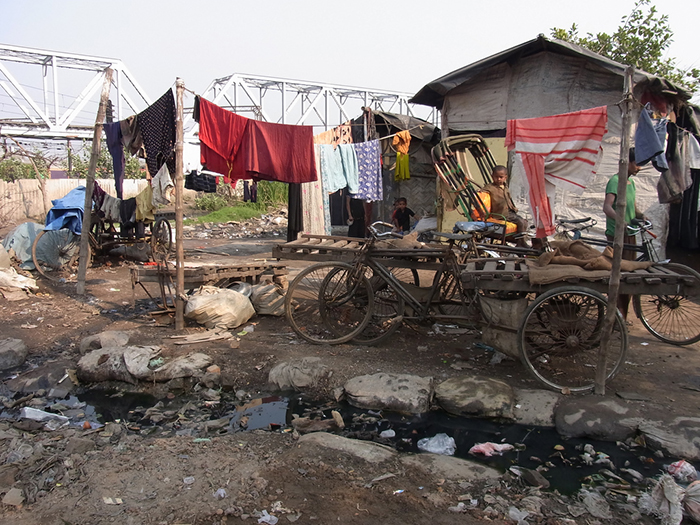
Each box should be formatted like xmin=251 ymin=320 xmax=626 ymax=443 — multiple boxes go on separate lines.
xmin=482 ymin=165 xmax=529 ymax=246
xmin=602 ymin=148 xmax=644 ymax=320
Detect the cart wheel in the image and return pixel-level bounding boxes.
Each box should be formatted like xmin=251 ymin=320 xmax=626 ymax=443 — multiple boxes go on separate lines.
xmin=285 ymin=262 xmax=373 ymax=345
xmin=436 ymin=272 xmax=481 ymax=326
xmin=344 ymin=266 xmax=408 ymax=345
xmin=32 ymin=229 xmax=91 ymax=281
xmin=150 ymin=219 xmax=172 ymax=261
xmin=633 ymin=263 xmax=700 ymax=345
xmin=518 ymin=286 xmax=628 ymax=393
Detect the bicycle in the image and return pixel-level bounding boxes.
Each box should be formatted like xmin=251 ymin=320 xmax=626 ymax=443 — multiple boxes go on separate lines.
xmin=554 ymin=217 xmax=700 ymax=345
xmin=284 ymin=222 xmax=479 ymax=346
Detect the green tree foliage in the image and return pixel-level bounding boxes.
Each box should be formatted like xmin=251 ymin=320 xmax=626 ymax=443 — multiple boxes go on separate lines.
xmin=0 ymin=157 xmax=37 ymax=182
xmin=68 ymin=142 xmax=144 ymax=180
xmin=551 ymin=0 xmax=699 ymax=94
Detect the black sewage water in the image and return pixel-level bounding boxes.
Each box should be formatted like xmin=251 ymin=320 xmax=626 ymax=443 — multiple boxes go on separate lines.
xmin=62 ymin=390 xmax=696 ymax=495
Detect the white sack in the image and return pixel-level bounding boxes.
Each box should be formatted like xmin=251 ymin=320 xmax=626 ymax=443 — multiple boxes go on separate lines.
xmin=250 ymin=283 xmax=285 ymax=316
xmin=185 ymin=285 xmax=255 ymax=329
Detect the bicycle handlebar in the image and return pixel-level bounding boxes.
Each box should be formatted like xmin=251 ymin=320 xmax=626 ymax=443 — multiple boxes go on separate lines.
xmin=368 ymin=221 xmax=404 ymax=240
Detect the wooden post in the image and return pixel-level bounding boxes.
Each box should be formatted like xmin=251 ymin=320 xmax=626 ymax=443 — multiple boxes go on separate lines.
xmin=175 ymin=79 xmax=185 ymax=330
xmin=595 ymin=65 xmax=635 ymax=394
xmin=77 ymin=68 xmax=113 ymax=295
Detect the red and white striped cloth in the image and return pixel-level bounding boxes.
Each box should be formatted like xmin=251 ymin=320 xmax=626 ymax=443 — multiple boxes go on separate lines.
xmin=505 ymin=106 xmax=608 ymax=237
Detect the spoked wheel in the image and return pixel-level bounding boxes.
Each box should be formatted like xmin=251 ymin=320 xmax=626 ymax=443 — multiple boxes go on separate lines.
xmin=285 ymin=262 xmax=373 ymax=345
xmin=348 ymin=266 xmax=412 ymax=346
xmin=150 ymin=219 xmax=173 ymax=262
xmin=633 ymin=263 xmax=700 ymax=345
xmin=32 ymin=229 xmax=91 ymax=281
xmin=436 ymin=271 xmax=481 ymax=326
xmin=518 ymin=286 xmax=628 ymax=393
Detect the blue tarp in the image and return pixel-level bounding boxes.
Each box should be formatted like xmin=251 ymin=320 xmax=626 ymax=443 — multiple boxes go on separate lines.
xmin=44 ymin=186 xmax=87 ymax=234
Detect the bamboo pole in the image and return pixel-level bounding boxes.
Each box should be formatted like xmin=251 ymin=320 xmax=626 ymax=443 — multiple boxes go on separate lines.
xmin=77 ymin=68 xmax=113 ymax=295
xmin=595 ymin=65 xmax=635 ymax=394
xmin=175 ymin=79 xmax=185 ymax=329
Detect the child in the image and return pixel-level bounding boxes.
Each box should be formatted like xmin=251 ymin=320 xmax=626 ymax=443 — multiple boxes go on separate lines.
xmin=392 ymin=197 xmax=420 ymax=234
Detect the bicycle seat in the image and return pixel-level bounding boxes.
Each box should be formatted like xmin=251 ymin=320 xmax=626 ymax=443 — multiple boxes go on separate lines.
xmin=557 ymin=217 xmax=593 ymax=224
xmin=454 ymin=221 xmax=499 ymax=234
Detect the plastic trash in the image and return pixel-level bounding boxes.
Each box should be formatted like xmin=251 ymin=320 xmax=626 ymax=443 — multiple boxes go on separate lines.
xmin=19 ymin=407 xmax=69 ymax=423
xmin=469 ymin=442 xmax=514 ymax=457
xmin=508 ymin=506 xmax=530 ymax=524
xmin=684 ymin=480 xmax=700 ymax=524
xmin=579 ymin=489 xmax=612 ymax=519
xmin=213 ymin=488 xmax=227 ymax=499
xmin=257 ymin=510 xmax=278 ymax=524
xmin=666 ymin=460 xmax=698 ymax=483
xmin=639 ymin=474 xmax=684 ymax=525
xmin=183 ymin=476 xmax=195 ymax=485
xmin=417 ymin=433 xmax=456 ymax=456
xmin=185 ymin=285 xmax=255 ymax=329
xmin=379 ymin=429 xmax=396 ymax=438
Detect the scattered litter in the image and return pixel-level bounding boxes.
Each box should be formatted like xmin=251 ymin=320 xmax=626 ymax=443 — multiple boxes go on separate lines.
xmin=20 ymin=323 xmax=38 ymax=329
xmin=213 ymin=488 xmax=227 ymax=499
xmin=417 ymin=433 xmax=456 ymax=456
xmin=20 ymin=407 xmax=69 ymax=424
xmin=641 ymin=342 xmax=649 ymax=346
xmin=379 ymin=429 xmax=395 ymax=438
xmin=579 ymin=489 xmax=612 ymax=519
xmin=469 ymin=442 xmax=514 ymax=457
xmin=103 ymin=497 xmax=123 ymax=505
xmin=183 ymin=476 xmax=195 ymax=485
xmin=448 ymin=502 xmax=467 ymax=513
xmin=392 ymin=489 xmax=404 ymax=495
xmin=684 ymin=480 xmax=700 ymax=523
xmin=109 ymin=288 xmax=120 ymax=292
xmin=639 ymin=474 xmax=683 ymax=525
xmin=489 ymin=350 xmax=507 ymax=365
xmin=474 ymin=342 xmax=494 ymax=351
xmin=666 ymin=460 xmax=698 ymax=483
xmin=2 ymin=487 xmax=25 ymax=506
xmin=508 ymin=506 xmax=530 ymax=524
xmin=257 ymin=510 xmax=278 ymax=524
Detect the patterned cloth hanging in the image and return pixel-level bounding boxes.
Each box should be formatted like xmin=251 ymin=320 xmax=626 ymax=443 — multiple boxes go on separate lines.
xmin=138 ymin=89 xmax=176 ymax=178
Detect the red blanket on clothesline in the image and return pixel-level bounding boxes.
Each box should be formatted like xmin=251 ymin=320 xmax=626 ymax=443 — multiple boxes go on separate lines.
xmin=197 ymin=97 xmax=317 ymax=185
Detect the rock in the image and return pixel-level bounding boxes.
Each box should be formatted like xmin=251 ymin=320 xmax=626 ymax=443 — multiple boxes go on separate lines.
xmin=434 ymin=376 xmax=514 ymax=419
xmin=0 ymin=464 xmax=19 ymax=488
xmin=79 ymin=331 xmax=131 ymax=354
xmin=268 ymin=357 xmax=330 ymax=391
xmin=513 ymin=388 xmax=561 ymax=427
xmin=2 ymin=487 xmax=24 ymax=506
xmin=298 ymin=433 xmax=396 ymax=463
xmin=400 ymin=454 xmax=501 ymax=481
xmin=291 ymin=417 xmax=340 ymax=434
xmin=65 ymin=437 xmax=95 ymax=455
xmin=555 ymin=397 xmax=642 ymax=441
xmin=638 ymin=417 xmax=700 ymax=461
xmin=343 ymin=373 xmax=432 ymax=414
xmin=509 ymin=466 xmax=550 ymax=488
xmin=0 ymin=244 xmax=11 ymax=268
xmin=0 ymin=338 xmax=28 ymax=371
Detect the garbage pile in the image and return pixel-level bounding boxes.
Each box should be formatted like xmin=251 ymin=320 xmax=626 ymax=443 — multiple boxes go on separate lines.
xmin=184 ymin=211 xmax=288 ymax=240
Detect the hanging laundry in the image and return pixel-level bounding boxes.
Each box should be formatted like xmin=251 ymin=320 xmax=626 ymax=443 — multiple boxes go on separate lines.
xmin=138 ymin=89 xmax=176 ymax=178
xmin=505 ymin=106 xmax=608 ymax=237
xmin=135 ymin=185 xmax=155 ymax=223
xmin=319 ymin=145 xmax=346 ymax=194
xmin=120 ymin=198 xmax=137 ymax=227
xmin=658 ymin=124 xmax=695 ymax=204
xmin=185 ymin=170 xmax=218 ymax=193
xmin=120 ymin=114 xmax=144 ymax=157
xmin=92 ymin=181 xmax=107 ymax=215
xmin=103 ymin=122 xmax=125 ymax=199
xmin=338 ymin=144 xmax=359 ymax=194
xmin=152 ymin=164 xmax=174 ymax=206
xmin=243 ymin=181 xmax=258 ymax=203
xmin=351 ymin=140 xmax=382 ymax=201
xmin=101 ymin=194 xmax=122 ymax=223
xmin=195 ymin=96 xmax=248 ymax=181
xmin=393 ymin=130 xmax=411 ymax=181
xmin=634 ymin=106 xmax=667 ymax=170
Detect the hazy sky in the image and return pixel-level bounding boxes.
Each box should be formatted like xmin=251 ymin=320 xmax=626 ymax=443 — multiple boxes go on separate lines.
xmin=1 ymin=0 xmax=699 ymax=112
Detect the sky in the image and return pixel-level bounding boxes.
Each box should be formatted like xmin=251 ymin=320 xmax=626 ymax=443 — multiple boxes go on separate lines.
xmin=1 ymin=0 xmax=699 ymax=125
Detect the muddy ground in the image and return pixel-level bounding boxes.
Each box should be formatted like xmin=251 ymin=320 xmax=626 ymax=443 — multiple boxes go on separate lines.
xmin=1 ymin=219 xmax=700 ymax=524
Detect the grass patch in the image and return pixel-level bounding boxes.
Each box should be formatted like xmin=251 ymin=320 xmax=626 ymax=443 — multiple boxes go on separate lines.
xmin=188 ymin=204 xmax=264 ymax=224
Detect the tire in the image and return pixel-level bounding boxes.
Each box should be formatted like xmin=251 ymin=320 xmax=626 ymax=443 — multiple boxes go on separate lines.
xmin=32 ymin=229 xmax=90 ymax=281
xmin=633 ymin=263 xmax=700 ymax=345
xmin=285 ymin=262 xmax=373 ymax=345
xmin=518 ymin=286 xmax=628 ymax=393
xmin=151 ymin=219 xmax=173 ymax=261
xmin=349 ymin=266 xmax=407 ymax=346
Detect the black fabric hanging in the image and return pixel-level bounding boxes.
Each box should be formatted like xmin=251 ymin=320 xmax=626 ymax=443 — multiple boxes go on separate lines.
xmin=287 ymin=183 xmax=303 ymax=242
xmin=138 ymin=89 xmax=176 ymax=178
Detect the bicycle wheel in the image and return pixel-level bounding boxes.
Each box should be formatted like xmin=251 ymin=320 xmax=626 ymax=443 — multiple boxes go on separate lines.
xmin=32 ymin=229 xmax=90 ymax=281
xmin=150 ymin=219 xmax=173 ymax=261
xmin=518 ymin=286 xmax=628 ymax=393
xmin=633 ymin=263 xmax=700 ymax=345
xmin=285 ymin=262 xmax=373 ymax=345
xmin=346 ymin=267 xmax=407 ymax=345
xmin=435 ymin=270 xmax=481 ymax=326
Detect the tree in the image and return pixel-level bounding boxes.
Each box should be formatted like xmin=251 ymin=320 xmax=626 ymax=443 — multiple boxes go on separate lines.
xmin=68 ymin=141 xmax=145 ymax=179
xmin=551 ymin=0 xmax=699 ymax=95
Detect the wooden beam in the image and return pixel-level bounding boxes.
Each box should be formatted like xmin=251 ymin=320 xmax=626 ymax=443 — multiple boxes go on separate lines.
xmin=175 ymin=79 xmax=185 ymax=329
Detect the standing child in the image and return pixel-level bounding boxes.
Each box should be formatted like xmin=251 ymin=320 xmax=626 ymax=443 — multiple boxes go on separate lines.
xmin=392 ymin=197 xmax=420 ymax=234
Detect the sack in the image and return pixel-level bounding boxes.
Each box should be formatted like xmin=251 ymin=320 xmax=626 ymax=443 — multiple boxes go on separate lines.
xmin=250 ymin=284 xmax=286 ymax=316
xmin=185 ymin=285 xmax=255 ymax=329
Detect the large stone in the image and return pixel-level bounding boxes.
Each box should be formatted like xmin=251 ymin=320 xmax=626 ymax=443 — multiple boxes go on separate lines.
xmin=639 ymin=417 xmax=700 ymax=461
xmin=513 ymin=388 xmax=562 ymax=427
xmin=0 ymin=338 xmax=27 ymax=371
xmin=268 ymin=357 xmax=330 ymax=391
xmin=344 ymin=373 xmax=432 ymax=414
xmin=554 ymin=397 xmax=642 ymax=441
xmin=434 ymin=376 xmax=515 ymax=419
xmin=400 ymin=453 xmax=501 ymax=481
xmin=80 ymin=331 xmax=131 ymax=354
xmin=298 ymin=432 xmax=396 ymax=463
xmin=65 ymin=437 xmax=95 ymax=455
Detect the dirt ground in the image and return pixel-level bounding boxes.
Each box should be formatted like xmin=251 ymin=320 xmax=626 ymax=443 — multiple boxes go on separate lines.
xmin=1 ymin=221 xmax=700 ymax=524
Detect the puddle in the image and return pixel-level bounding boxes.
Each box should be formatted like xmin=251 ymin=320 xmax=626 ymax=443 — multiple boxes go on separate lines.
xmin=4 ymin=389 xmax=697 ymax=494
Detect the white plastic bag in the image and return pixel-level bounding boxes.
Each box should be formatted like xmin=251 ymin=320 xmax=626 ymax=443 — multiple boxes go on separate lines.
xmin=417 ymin=433 xmax=456 ymax=456
xmin=185 ymin=286 xmax=255 ymax=329
xmin=684 ymin=480 xmax=700 ymax=524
